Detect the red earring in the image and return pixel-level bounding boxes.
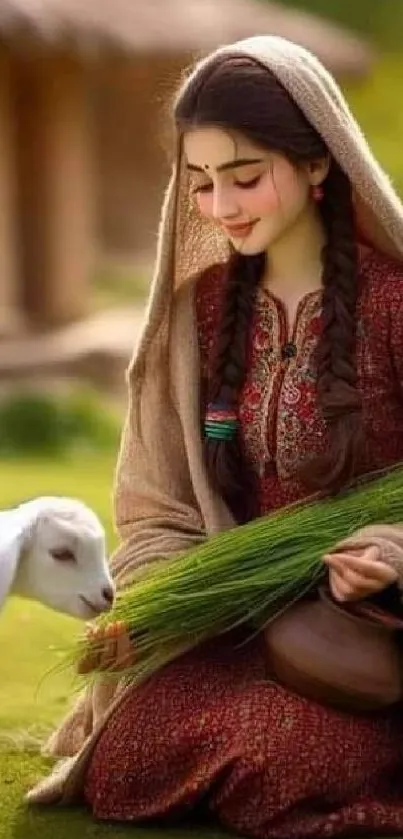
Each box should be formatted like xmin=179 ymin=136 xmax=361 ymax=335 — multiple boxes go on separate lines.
xmin=312 ymin=185 xmax=324 ymax=202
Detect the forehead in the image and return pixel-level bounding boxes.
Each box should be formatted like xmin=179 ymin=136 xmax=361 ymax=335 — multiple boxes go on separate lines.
xmin=183 ymin=126 xmax=263 ymax=170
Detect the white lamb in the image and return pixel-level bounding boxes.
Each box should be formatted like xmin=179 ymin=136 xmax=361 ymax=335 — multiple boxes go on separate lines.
xmin=0 ymin=496 xmax=115 ymax=619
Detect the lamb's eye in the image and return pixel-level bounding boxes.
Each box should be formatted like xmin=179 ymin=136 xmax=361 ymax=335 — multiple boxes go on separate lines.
xmin=51 ymin=548 xmax=76 ymax=563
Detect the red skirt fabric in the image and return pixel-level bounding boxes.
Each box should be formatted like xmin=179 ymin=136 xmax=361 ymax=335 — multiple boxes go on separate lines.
xmin=84 ymin=631 xmax=403 ymax=838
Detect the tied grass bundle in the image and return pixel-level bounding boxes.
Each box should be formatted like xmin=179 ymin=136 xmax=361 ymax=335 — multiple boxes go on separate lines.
xmin=73 ymin=466 xmax=403 ymax=686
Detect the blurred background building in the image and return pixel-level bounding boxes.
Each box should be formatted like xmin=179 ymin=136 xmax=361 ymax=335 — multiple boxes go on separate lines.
xmin=0 ymin=0 xmax=373 ymax=339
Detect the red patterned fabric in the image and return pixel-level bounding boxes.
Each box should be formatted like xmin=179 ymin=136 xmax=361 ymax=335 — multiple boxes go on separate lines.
xmin=197 ymin=247 xmax=403 ymax=511
xmin=84 ymin=248 xmax=403 ymax=837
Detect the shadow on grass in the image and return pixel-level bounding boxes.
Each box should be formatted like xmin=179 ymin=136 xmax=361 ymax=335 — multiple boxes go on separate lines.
xmin=4 ymin=749 xmax=398 ymax=839
xmin=3 ymin=750 xmax=230 ymax=839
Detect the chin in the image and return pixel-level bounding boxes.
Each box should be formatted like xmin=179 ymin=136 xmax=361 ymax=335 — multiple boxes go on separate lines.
xmin=230 ymin=231 xmax=270 ymax=257
xmin=231 ymin=240 xmax=267 ymax=257
xmin=78 ymin=602 xmax=102 ymax=621
xmin=50 ymin=598 xmax=93 ymax=621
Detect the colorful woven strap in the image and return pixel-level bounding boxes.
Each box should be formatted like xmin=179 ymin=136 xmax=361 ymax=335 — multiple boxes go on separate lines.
xmin=204 ymin=404 xmax=238 ymax=441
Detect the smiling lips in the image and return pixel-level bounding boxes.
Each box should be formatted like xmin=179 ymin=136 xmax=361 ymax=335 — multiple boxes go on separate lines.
xmin=222 ymin=220 xmax=258 ymax=238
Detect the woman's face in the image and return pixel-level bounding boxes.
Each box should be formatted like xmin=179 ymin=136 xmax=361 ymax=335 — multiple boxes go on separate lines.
xmin=183 ymin=126 xmax=324 ymax=256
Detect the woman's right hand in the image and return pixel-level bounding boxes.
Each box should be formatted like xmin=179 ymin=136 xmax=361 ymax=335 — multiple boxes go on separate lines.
xmin=77 ymin=621 xmax=136 ymax=674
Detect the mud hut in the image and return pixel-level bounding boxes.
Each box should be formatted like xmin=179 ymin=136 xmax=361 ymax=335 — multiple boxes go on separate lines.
xmin=0 ymin=0 xmax=373 ymax=333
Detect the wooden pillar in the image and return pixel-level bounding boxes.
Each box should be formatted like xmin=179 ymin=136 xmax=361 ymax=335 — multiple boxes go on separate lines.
xmin=0 ymin=50 xmax=24 ymax=336
xmin=16 ymin=54 xmax=94 ymax=328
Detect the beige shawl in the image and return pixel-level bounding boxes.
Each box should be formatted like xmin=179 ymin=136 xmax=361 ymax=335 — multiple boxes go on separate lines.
xmin=27 ymin=35 xmax=403 ymax=806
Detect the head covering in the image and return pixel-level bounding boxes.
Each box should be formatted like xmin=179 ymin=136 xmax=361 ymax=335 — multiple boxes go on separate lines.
xmin=132 ymin=35 xmax=403 ymax=385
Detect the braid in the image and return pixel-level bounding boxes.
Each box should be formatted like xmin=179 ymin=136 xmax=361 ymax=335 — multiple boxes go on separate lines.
xmin=204 ymin=251 xmax=265 ymax=522
xmin=302 ymin=162 xmax=366 ymax=491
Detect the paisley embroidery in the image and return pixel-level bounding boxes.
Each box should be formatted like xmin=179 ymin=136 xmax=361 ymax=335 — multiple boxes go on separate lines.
xmin=238 ymin=288 xmax=326 ymax=481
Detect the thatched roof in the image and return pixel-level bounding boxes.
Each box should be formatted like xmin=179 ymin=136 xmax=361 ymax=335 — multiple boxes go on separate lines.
xmin=0 ymin=0 xmax=374 ymax=76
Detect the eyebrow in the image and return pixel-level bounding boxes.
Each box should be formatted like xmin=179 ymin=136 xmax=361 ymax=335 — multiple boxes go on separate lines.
xmin=186 ymin=157 xmax=263 ymax=174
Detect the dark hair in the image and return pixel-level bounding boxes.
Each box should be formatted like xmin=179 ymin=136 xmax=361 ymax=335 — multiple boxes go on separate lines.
xmin=175 ymin=55 xmax=364 ymax=522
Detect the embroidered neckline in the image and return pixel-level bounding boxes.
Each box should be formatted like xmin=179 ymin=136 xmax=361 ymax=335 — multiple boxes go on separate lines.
xmin=255 ymin=245 xmax=376 ymax=344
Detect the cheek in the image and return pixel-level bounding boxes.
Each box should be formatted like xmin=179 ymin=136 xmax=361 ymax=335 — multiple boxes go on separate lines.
xmin=243 ymin=176 xmax=282 ymax=216
xmin=267 ymin=166 xmax=309 ymax=218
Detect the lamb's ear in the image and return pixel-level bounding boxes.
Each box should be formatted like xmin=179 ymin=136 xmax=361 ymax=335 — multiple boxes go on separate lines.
xmin=0 ymin=514 xmax=31 ymax=608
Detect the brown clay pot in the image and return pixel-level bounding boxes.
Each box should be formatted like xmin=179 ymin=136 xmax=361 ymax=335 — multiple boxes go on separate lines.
xmin=264 ymin=587 xmax=403 ymax=711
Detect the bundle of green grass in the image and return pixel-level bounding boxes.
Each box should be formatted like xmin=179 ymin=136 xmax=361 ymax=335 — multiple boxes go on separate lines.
xmin=73 ymin=466 xmax=403 ymax=685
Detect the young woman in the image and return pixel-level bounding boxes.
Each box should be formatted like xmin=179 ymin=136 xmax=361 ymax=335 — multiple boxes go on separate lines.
xmin=29 ymin=36 xmax=403 ymax=838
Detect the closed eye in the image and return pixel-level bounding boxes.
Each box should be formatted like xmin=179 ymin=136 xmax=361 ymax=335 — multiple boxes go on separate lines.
xmin=235 ymin=176 xmax=261 ymax=189
xmin=51 ymin=548 xmax=76 ymax=563
xmin=192 ymin=175 xmax=261 ymax=194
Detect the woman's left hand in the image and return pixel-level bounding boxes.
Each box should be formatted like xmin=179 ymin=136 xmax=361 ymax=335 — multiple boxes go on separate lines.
xmin=323 ymin=545 xmax=398 ymax=602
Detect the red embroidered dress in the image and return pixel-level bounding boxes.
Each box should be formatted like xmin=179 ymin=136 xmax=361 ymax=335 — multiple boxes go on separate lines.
xmin=84 ymin=248 xmax=403 ymax=838
xmin=198 ymin=247 xmax=403 ymax=510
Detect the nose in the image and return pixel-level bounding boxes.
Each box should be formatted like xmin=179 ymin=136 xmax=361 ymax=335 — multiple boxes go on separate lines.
xmin=212 ymin=185 xmax=239 ymax=220
xmin=102 ymin=584 xmax=115 ymax=606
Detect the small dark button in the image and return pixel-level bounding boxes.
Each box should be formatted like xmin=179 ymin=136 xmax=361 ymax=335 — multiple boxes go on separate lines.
xmin=281 ymin=342 xmax=297 ymax=360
